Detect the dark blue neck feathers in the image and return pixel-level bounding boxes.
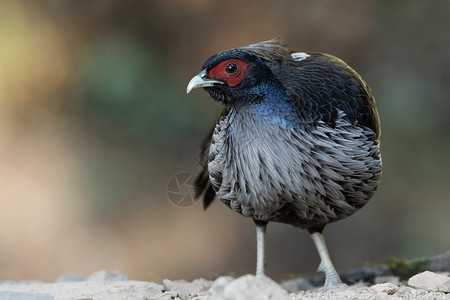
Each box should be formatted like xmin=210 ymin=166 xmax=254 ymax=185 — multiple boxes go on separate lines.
xmin=228 ymin=80 xmax=298 ymax=130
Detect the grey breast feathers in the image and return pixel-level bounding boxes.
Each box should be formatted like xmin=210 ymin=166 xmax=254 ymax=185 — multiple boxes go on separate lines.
xmin=208 ymin=108 xmax=381 ymax=229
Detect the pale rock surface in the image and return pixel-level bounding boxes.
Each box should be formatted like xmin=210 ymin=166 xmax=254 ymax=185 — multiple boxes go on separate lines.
xmin=369 ymin=282 xmax=399 ymax=295
xmin=162 ymin=278 xmax=211 ymax=299
xmin=207 ymin=274 xmax=289 ymax=300
xmin=1 ymin=270 xmax=450 ymax=299
xmin=0 ymin=281 xmax=163 ymax=300
xmin=408 ymin=271 xmax=450 ymax=293
xmin=0 ymin=271 xmax=161 ymax=300
xmin=295 ymin=285 xmax=450 ymax=300
xmin=281 ymin=277 xmax=314 ymax=292
xmin=0 ymin=292 xmax=54 ymax=300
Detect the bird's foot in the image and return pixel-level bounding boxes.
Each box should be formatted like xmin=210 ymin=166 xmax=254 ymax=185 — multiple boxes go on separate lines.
xmin=322 ymin=273 xmax=347 ymax=291
xmin=309 ymin=281 xmax=348 ymax=293
xmin=322 ymin=281 xmax=348 ymax=291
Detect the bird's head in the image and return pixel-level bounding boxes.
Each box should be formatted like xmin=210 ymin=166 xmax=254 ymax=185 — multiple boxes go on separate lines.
xmin=187 ymin=38 xmax=291 ymax=103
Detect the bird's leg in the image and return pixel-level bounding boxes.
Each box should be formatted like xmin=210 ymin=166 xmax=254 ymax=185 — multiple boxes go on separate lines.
xmin=310 ymin=231 xmax=345 ymax=288
xmin=254 ymin=220 xmax=267 ymax=276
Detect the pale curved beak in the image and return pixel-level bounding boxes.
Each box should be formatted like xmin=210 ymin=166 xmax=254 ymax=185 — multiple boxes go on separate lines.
xmin=186 ymin=70 xmax=223 ymax=93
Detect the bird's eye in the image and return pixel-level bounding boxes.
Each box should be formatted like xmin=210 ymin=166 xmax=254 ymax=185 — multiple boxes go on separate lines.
xmin=208 ymin=59 xmax=248 ymax=87
xmin=225 ymin=63 xmax=238 ymax=75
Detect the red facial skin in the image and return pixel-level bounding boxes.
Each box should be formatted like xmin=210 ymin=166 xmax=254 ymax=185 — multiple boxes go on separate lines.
xmin=208 ymin=59 xmax=248 ymax=87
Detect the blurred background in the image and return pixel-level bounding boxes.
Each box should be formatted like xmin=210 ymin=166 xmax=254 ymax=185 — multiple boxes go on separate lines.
xmin=0 ymin=0 xmax=448 ymax=283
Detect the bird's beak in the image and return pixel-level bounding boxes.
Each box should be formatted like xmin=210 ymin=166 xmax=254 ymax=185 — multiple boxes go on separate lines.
xmin=186 ymin=70 xmax=223 ymax=93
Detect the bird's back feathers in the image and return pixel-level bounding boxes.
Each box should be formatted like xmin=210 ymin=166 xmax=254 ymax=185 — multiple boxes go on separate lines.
xmin=239 ymin=37 xmax=292 ymax=64
xmin=271 ymin=53 xmax=380 ymax=138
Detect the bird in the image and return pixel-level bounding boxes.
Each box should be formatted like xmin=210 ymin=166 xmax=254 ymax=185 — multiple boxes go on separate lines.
xmin=186 ymin=38 xmax=381 ymax=288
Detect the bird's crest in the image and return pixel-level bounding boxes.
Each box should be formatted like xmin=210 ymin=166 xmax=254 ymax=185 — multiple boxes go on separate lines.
xmin=239 ymin=37 xmax=291 ymax=64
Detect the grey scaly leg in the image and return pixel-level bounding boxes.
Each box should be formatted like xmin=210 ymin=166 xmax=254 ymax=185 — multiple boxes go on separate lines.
xmin=255 ymin=223 xmax=267 ymax=276
xmin=310 ymin=231 xmax=345 ymax=288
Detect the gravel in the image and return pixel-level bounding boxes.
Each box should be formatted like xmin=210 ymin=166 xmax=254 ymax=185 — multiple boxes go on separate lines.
xmin=0 ymin=270 xmax=449 ymax=300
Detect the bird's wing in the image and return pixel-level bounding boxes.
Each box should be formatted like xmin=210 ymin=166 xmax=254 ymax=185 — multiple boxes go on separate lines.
xmin=271 ymin=53 xmax=380 ymax=137
xmin=193 ymin=125 xmax=216 ymax=209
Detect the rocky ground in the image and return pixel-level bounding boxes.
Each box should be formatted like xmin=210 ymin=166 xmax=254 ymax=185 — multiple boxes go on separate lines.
xmin=0 ymin=269 xmax=449 ymax=300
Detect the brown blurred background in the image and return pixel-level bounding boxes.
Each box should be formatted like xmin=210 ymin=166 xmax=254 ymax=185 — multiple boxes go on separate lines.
xmin=0 ymin=0 xmax=448 ymax=283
